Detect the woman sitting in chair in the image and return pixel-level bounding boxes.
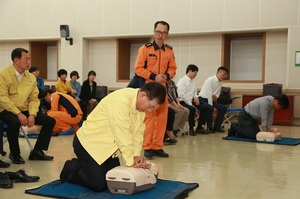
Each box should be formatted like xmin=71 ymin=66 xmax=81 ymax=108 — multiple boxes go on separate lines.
xmin=80 ymin=70 xmax=98 ymax=114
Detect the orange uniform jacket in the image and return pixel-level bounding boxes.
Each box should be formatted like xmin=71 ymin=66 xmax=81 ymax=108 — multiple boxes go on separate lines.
xmin=135 ymin=42 xmax=176 ymax=86
xmin=134 ymin=41 xmax=177 ymax=149
xmin=47 ymin=92 xmax=83 ymax=134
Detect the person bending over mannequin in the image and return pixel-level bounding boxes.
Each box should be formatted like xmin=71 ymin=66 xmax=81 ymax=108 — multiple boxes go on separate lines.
xmin=228 ymin=94 xmax=289 ymax=139
xmin=59 ymin=82 xmax=166 ymax=192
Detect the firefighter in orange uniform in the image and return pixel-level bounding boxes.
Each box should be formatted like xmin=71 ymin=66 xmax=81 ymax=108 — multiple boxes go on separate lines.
xmin=134 ymin=21 xmax=177 ymax=158
xmin=44 ymin=90 xmax=83 ymax=134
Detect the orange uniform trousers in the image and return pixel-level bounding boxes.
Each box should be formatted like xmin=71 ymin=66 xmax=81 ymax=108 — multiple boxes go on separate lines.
xmin=143 ymin=93 xmax=168 ymax=150
xmin=47 ymin=92 xmax=83 ymax=134
xmin=47 ymin=111 xmax=82 ymax=134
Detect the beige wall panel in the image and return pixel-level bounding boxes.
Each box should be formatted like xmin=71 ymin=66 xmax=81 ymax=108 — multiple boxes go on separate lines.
xmin=188 ymin=34 xmax=222 ymax=88
xmin=170 ymin=36 xmax=191 ymax=81
xmin=0 ymin=1 xmax=5 ymax=37
xmin=78 ymin=0 xmax=104 ymax=36
xmin=190 ymin=0 xmax=223 ymax=31
xmin=224 ymin=0 xmax=260 ymax=30
xmin=103 ymin=0 xmax=130 ymax=35
xmin=88 ymin=39 xmax=118 ymax=86
xmin=52 ymin=0 xmax=77 ymax=37
xmin=60 ymin=38 xmax=81 ymax=79
xmin=131 ymin=0 xmax=160 ymax=34
xmin=28 ymin=0 xmax=53 ymax=37
xmin=287 ymin=27 xmax=300 ymax=88
xmin=0 ymin=42 xmax=29 ymax=70
xmin=264 ymin=31 xmax=287 ymax=85
xmin=260 ymin=0 xmax=298 ymax=27
xmin=160 ymin=0 xmax=191 ymax=33
xmin=5 ymin=0 xmax=29 ymax=38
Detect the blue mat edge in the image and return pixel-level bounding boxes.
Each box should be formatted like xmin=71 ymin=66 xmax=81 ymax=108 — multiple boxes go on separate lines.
xmin=25 ymin=179 xmax=199 ymax=199
xmin=222 ymin=136 xmax=300 ymax=146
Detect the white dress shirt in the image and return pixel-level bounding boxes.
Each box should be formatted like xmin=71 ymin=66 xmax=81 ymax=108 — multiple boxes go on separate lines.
xmin=177 ymin=75 xmax=198 ymax=106
xmin=198 ymin=75 xmax=222 ymax=105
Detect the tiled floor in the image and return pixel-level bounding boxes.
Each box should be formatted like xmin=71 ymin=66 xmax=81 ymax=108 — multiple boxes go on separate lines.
xmin=1 ymin=124 xmax=300 ymax=199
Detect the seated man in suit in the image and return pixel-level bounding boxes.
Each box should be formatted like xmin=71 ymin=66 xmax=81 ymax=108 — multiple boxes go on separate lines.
xmin=177 ymin=64 xmax=200 ymax=136
xmin=0 ymin=48 xmax=55 ymax=164
xmin=197 ymin=66 xmax=228 ymax=133
xmin=43 ymin=90 xmax=83 ymax=134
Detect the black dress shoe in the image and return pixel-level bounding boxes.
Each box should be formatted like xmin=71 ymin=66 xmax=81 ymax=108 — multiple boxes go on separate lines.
xmin=196 ymin=127 xmax=209 ymax=134
xmin=60 ymin=160 xmax=74 ymax=183
xmin=0 ymin=172 xmax=13 ymax=188
xmin=152 ymin=149 xmax=169 ymax=158
xmin=189 ymin=129 xmax=196 ymax=136
xmin=29 ymin=150 xmax=54 ymax=161
xmin=0 ymin=160 xmax=10 ymax=168
xmin=9 ymin=153 xmax=25 ymax=164
xmin=207 ymin=129 xmax=216 ymax=134
xmin=6 ymin=169 xmax=40 ymax=182
xmin=144 ymin=149 xmax=153 ymax=158
xmin=227 ymin=127 xmax=237 ymax=137
xmin=164 ymin=138 xmax=177 ymax=145
xmin=213 ymin=128 xmax=225 ymax=133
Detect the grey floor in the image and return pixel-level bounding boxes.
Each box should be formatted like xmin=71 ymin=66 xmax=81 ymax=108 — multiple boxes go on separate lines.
xmin=1 ymin=124 xmax=300 ymax=199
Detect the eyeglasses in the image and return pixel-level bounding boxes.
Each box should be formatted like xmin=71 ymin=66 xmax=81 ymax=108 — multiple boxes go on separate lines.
xmin=146 ymin=98 xmax=159 ymax=111
xmin=155 ymin=30 xmax=168 ymax=36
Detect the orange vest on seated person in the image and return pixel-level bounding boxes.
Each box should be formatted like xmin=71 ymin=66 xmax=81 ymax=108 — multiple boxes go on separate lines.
xmin=47 ymin=92 xmax=83 ymax=134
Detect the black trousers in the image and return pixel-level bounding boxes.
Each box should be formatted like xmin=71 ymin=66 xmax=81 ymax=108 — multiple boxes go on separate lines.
xmin=166 ymin=108 xmax=175 ymax=131
xmin=0 ymin=120 xmax=4 ymax=154
xmin=232 ymin=109 xmax=260 ymax=140
xmin=71 ymin=135 xmax=120 ymax=192
xmin=180 ymin=101 xmax=196 ymax=129
xmin=193 ymin=97 xmax=214 ymax=129
xmin=0 ymin=110 xmax=55 ymax=155
xmin=195 ymin=97 xmax=227 ymax=129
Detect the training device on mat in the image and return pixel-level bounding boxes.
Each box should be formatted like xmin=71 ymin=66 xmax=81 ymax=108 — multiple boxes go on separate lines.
xmin=256 ymin=131 xmax=282 ymax=142
xmin=106 ymin=164 xmax=158 ymax=195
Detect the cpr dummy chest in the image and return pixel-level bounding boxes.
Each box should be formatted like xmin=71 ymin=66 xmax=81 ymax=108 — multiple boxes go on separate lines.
xmin=106 ymin=165 xmax=157 ymax=195
xmin=256 ymin=131 xmax=281 ymax=142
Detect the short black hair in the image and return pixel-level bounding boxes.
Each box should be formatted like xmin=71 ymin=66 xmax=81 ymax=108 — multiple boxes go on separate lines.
xmin=186 ymin=64 xmax=199 ymax=74
xmin=11 ymin=48 xmax=28 ymax=61
xmin=29 ymin=66 xmax=39 ymax=73
xmin=87 ymin=70 xmax=96 ymax=78
xmin=57 ymin=69 xmax=68 ymax=77
xmin=140 ymin=82 xmax=166 ymax=105
xmin=217 ymin=66 xmax=229 ymax=74
xmin=275 ymin=94 xmax=289 ymax=109
xmin=154 ymin=21 xmax=170 ymax=31
xmin=70 ymin=70 xmax=80 ymax=79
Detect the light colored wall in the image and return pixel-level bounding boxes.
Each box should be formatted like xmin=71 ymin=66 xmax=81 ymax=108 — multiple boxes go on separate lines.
xmin=0 ymin=0 xmax=299 ymax=91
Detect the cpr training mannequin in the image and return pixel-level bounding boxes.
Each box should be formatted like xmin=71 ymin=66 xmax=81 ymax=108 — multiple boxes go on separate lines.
xmin=256 ymin=128 xmax=282 ymax=142
xmin=106 ymin=162 xmax=158 ymax=195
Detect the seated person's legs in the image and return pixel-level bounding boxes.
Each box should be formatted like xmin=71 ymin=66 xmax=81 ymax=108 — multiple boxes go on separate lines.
xmin=0 ymin=110 xmax=23 ymax=164
xmin=180 ymin=101 xmax=196 ymax=135
xmin=166 ymin=108 xmax=176 ymax=139
xmin=0 ymin=119 xmax=10 ymax=168
xmin=212 ymin=102 xmax=227 ymax=132
xmin=30 ymin=111 xmax=55 ymax=160
xmin=195 ymin=98 xmax=214 ymax=132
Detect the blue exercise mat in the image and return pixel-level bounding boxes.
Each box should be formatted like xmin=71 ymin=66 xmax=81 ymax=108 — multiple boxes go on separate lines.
xmin=25 ymin=179 xmax=199 ymax=199
xmin=222 ymin=136 xmax=300 ymax=146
